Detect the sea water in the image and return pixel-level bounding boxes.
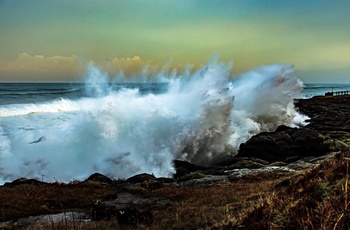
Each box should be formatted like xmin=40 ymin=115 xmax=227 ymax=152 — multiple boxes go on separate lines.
xmin=0 ymin=61 xmax=320 ymax=184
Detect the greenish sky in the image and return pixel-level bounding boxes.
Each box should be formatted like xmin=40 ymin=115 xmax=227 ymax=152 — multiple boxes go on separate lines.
xmin=0 ymin=0 xmax=349 ymax=82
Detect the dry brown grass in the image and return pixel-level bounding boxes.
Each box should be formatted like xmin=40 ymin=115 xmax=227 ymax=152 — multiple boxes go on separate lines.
xmin=8 ymin=152 xmax=350 ymax=229
xmin=223 ymin=150 xmax=350 ymax=230
xmin=0 ymin=181 xmax=124 ymax=222
xmin=0 ymin=170 xmax=295 ymax=229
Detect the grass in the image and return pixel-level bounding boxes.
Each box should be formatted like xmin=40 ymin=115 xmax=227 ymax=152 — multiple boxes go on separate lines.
xmin=221 ymin=149 xmax=350 ymax=229
xmin=0 ymin=170 xmax=295 ymax=229
xmin=2 ymin=150 xmax=350 ymax=229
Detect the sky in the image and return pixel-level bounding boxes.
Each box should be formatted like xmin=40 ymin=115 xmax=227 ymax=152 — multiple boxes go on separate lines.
xmin=0 ymin=0 xmax=349 ymax=83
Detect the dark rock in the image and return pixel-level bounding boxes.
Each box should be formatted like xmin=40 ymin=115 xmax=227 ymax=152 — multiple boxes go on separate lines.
xmin=201 ymin=168 xmax=226 ymax=175
xmin=87 ymin=173 xmax=113 ymax=184
xmin=3 ymin=178 xmax=47 ymax=187
xmin=125 ymin=173 xmax=156 ymax=183
xmin=295 ymin=95 xmax=350 ymax=132
xmin=173 ymin=160 xmax=209 ymax=178
xmin=275 ymin=179 xmax=291 ymax=188
xmin=91 ymin=201 xmax=117 ymax=220
xmin=236 ymin=126 xmax=330 ymax=163
xmin=117 ymin=208 xmax=153 ymax=225
xmin=157 ymin=177 xmax=175 ymax=183
xmin=177 ymin=172 xmax=206 ymax=182
xmin=228 ymin=159 xmax=266 ymax=169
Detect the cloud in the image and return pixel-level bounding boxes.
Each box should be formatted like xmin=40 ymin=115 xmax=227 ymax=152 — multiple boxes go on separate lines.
xmin=0 ymin=53 xmax=79 ymax=81
xmin=109 ymin=56 xmax=146 ymax=75
xmin=0 ymin=53 xmax=189 ymax=82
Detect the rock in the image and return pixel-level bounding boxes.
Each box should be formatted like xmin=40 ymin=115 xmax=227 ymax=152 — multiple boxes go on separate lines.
xmin=268 ymin=161 xmax=287 ymax=167
xmin=227 ymin=167 xmax=295 ymax=182
xmin=87 ymin=173 xmax=113 ymax=184
xmin=117 ymin=208 xmax=153 ymax=225
xmin=177 ymin=172 xmax=206 ymax=182
xmin=3 ymin=178 xmax=47 ymax=187
xmin=290 ymin=129 xmax=329 ymax=159
xmin=295 ymin=95 xmax=350 ymax=132
xmin=91 ymin=192 xmax=164 ymax=225
xmin=178 ymin=175 xmax=229 ymax=187
xmin=173 ymin=160 xmax=209 ymax=178
xmin=91 ymin=201 xmax=117 ymax=220
xmin=287 ymin=160 xmax=316 ymax=170
xmin=236 ymin=126 xmax=330 ymax=163
xmin=275 ymin=179 xmax=291 ymax=188
xmin=125 ymin=173 xmax=156 ymax=183
xmin=157 ymin=177 xmax=175 ymax=183
xmin=227 ymin=159 xmax=266 ymax=169
xmin=0 ymin=211 xmax=89 ymax=228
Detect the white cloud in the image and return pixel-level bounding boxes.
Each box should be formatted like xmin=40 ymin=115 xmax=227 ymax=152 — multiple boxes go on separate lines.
xmin=0 ymin=53 xmax=79 ymax=81
xmin=0 ymin=53 xmax=203 ymax=82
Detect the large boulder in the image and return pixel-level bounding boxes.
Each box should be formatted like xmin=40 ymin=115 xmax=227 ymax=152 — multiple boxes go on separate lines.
xmin=173 ymin=160 xmax=209 ymax=178
xmin=117 ymin=208 xmax=153 ymax=225
xmin=86 ymin=173 xmax=113 ymax=184
xmin=236 ymin=126 xmax=330 ymax=163
xmin=3 ymin=178 xmax=47 ymax=187
xmin=125 ymin=173 xmax=156 ymax=183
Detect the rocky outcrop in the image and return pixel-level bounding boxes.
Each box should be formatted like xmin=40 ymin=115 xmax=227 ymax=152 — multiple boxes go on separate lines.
xmin=295 ymin=95 xmax=350 ymax=132
xmin=236 ymin=126 xmax=331 ymax=163
xmin=173 ymin=160 xmax=210 ymax=178
xmin=3 ymin=178 xmax=47 ymax=187
xmin=91 ymin=193 xmax=159 ymax=225
xmin=125 ymin=173 xmax=156 ymax=183
xmin=86 ymin=173 xmax=113 ymax=184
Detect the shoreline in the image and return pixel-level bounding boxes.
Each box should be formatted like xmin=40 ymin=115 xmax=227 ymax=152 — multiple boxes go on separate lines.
xmin=1 ymin=94 xmax=350 ymax=228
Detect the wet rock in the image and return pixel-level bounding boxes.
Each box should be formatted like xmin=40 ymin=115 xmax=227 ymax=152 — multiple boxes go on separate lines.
xmin=287 ymin=160 xmax=315 ymax=170
xmin=236 ymin=126 xmax=330 ymax=163
xmin=227 ymin=159 xmax=266 ymax=169
xmin=178 ymin=175 xmax=229 ymax=187
xmin=295 ymin=95 xmax=350 ymax=132
xmin=87 ymin=173 xmax=113 ymax=184
xmin=173 ymin=160 xmax=209 ymax=178
xmin=177 ymin=172 xmax=207 ymax=182
xmin=125 ymin=173 xmax=156 ymax=183
xmin=226 ymin=167 xmax=295 ymax=182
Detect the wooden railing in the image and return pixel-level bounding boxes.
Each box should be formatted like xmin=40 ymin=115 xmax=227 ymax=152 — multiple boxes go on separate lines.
xmin=325 ymin=90 xmax=350 ymax=96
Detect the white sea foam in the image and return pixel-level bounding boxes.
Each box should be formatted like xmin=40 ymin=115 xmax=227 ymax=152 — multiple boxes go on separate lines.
xmin=0 ymin=60 xmax=307 ymax=184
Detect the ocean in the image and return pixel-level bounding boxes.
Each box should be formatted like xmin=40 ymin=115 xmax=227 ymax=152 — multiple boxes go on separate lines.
xmin=0 ymin=63 xmax=343 ymax=184
xmin=1 ymin=82 xmax=348 ymax=106
xmin=301 ymin=83 xmax=350 ymax=99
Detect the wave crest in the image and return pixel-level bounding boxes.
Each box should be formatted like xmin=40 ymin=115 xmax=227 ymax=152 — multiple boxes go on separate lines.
xmin=0 ymin=60 xmax=307 ymax=183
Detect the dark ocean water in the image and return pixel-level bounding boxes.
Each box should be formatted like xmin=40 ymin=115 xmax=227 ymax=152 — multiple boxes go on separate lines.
xmin=301 ymin=83 xmax=350 ymax=99
xmin=1 ymin=82 xmax=349 ymax=106
xmin=0 ymin=83 xmax=168 ymax=106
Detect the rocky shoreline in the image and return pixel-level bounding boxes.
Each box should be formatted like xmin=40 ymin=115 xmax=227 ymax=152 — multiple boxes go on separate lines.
xmin=1 ymin=94 xmax=350 ymax=229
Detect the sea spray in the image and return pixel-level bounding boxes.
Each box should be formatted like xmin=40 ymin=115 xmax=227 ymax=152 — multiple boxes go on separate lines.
xmin=0 ymin=60 xmax=306 ymax=184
